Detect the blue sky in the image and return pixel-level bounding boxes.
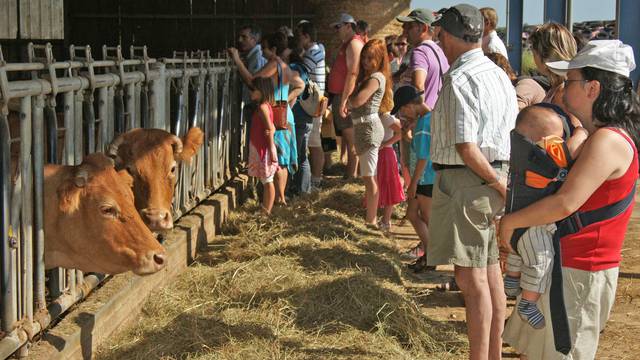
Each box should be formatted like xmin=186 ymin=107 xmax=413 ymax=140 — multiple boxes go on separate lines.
xmin=412 ymin=0 xmax=617 ymax=26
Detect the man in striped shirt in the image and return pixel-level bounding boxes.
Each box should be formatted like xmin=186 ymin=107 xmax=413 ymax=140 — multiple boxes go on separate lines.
xmin=429 ymin=4 xmax=517 ymax=359
xmin=297 ymin=21 xmax=327 ymax=189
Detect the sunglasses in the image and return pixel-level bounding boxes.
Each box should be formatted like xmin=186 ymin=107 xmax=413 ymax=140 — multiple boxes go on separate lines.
xmin=394 ymin=42 xmax=408 ymax=46
xmin=334 ymin=23 xmax=346 ymax=30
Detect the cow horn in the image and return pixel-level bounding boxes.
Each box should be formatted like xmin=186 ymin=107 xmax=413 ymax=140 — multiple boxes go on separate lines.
xmin=74 ymin=168 xmax=89 ymax=188
xmin=169 ymin=134 xmax=183 ymax=155
xmin=107 ymin=134 xmax=126 ymax=164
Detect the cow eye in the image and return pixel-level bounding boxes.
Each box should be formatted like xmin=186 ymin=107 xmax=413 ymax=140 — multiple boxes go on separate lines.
xmin=169 ymin=164 xmax=177 ymax=176
xmin=100 ymin=205 xmax=118 ymax=218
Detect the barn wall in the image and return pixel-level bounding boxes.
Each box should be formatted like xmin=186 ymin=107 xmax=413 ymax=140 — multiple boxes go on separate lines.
xmin=64 ymin=0 xmax=411 ymax=60
xmin=65 ymin=0 xmax=315 ymax=59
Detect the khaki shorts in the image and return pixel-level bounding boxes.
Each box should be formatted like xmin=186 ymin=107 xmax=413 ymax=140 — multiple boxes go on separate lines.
xmin=503 ymin=266 xmax=618 ymax=360
xmin=427 ymin=166 xmax=507 ymax=267
xmin=309 ymin=116 xmax=322 ymax=148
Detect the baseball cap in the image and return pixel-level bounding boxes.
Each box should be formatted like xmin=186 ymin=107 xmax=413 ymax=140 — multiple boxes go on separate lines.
xmin=546 ymin=40 xmax=636 ymax=78
xmin=330 ymin=13 xmax=357 ymax=28
xmin=396 ymin=8 xmax=436 ymax=25
xmin=432 ymin=4 xmax=484 ymax=41
xmin=391 ymin=85 xmax=424 ymax=115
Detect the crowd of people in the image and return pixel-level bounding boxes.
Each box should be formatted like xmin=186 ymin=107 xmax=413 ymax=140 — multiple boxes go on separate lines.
xmin=228 ymin=3 xmax=639 ymax=360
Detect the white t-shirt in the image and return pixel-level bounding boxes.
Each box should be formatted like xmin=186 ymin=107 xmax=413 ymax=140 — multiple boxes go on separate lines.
xmin=482 ymin=30 xmax=509 ymax=59
xmin=380 ymin=113 xmax=398 ymax=146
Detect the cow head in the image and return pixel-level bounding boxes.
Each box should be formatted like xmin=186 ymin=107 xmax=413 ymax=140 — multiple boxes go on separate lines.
xmin=45 ymin=153 xmax=167 ymax=275
xmin=107 ymin=127 xmax=204 ymax=231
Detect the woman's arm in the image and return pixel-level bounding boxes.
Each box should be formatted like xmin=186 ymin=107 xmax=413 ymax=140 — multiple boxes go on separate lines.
xmin=227 ymin=48 xmax=277 ymax=86
xmin=348 ymin=78 xmax=379 ymax=109
xmin=498 ymin=129 xmax=635 ymax=249
xmin=287 ymin=68 xmax=305 ymax=105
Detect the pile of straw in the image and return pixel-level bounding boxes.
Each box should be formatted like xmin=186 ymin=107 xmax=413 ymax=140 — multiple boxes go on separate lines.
xmin=97 ymin=180 xmax=467 ymax=359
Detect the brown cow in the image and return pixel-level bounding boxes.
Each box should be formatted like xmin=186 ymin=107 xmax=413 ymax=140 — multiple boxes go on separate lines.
xmin=44 ymin=153 xmax=167 ymax=275
xmin=107 ymin=127 xmax=204 ymax=231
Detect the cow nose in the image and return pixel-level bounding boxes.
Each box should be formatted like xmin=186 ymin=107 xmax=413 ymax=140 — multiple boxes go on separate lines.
xmin=135 ymin=250 xmax=167 ymax=275
xmin=153 ymin=253 xmax=165 ymax=266
xmin=141 ymin=208 xmax=173 ymax=231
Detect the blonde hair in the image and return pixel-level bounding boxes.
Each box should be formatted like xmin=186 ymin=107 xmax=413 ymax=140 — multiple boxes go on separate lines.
xmin=530 ymin=23 xmax=577 ymax=85
xmin=480 ymin=7 xmax=498 ymax=30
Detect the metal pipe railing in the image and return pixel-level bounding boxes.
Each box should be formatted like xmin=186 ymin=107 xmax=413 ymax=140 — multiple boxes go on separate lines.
xmin=0 ymin=42 xmax=244 ymax=358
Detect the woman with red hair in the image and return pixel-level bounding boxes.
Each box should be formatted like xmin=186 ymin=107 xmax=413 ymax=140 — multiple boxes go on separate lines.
xmin=347 ymin=39 xmax=394 ymax=227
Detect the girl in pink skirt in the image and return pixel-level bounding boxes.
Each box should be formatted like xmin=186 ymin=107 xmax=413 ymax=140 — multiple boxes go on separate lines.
xmin=247 ymin=77 xmax=280 ymax=214
xmin=377 ymin=112 xmax=405 ymax=231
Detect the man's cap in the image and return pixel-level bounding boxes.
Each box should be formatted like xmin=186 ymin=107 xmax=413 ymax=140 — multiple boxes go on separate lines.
xmin=330 ymin=13 xmax=357 ymax=28
xmin=546 ymin=40 xmax=636 ymax=78
xmin=396 ymin=8 xmax=436 ymax=25
xmin=432 ymin=4 xmax=484 ymax=41
xmin=391 ymin=85 xmax=424 ymax=115
xmin=297 ymin=19 xmax=310 ymax=27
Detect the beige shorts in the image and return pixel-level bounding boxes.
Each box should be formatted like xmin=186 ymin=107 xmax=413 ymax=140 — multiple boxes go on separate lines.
xmin=309 ymin=116 xmax=322 ymax=148
xmin=503 ymin=266 xmax=619 ymax=360
xmin=427 ymin=166 xmax=507 ymax=267
xmin=358 ymin=145 xmax=379 ymax=177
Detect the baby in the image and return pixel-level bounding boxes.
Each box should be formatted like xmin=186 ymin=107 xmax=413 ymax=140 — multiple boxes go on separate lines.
xmin=504 ymin=104 xmax=587 ymax=329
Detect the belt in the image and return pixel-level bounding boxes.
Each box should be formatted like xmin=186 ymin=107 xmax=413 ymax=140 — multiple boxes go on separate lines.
xmin=432 ymin=161 xmax=507 ymax=171
xmin=351 ymin=113 xmax=378 ymax=125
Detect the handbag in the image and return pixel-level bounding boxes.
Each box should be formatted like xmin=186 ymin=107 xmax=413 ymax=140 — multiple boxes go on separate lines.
xmin=272 ymin=62 xmax=289 ymax=130
xmin=300 ymin=80 xmax=326 ymax=117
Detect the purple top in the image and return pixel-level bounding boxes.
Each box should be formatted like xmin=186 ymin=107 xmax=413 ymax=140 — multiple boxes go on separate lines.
xmin=409 ymin=40 xmax=450 ymax=109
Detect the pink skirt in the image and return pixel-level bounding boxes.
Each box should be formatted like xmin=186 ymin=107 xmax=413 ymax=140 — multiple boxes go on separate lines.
xmin=377 ymin=146 xmax=405 ymax=207
xmin=248 ymin=142 xmax=279 ymax=180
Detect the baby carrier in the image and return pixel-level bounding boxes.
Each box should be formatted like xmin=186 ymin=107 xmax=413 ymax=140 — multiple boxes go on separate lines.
xmin=506 ymin=103 xmax=637 ymax=354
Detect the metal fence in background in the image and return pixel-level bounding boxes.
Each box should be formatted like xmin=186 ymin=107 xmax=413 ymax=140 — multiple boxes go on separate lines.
xmin=0 ymin=42 xmax=244 ymax=359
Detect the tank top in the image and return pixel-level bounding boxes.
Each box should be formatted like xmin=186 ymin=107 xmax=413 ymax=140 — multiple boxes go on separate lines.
xmin=351 ymin=72 xmax=386 ymax=118
xmin=327 ymin=34 xmax=365 ymax=95
xmin=561 ymin=127 xmax=638 ymax=271
xmin=250 ymin=104 xmax=273 ymax=152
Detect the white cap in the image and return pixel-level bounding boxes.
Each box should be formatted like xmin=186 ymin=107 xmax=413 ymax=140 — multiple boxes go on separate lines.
xmin=330 ymin=13 xmax=356 ymax=28
xmin=546 ymin=40 xmax=636 ymax=78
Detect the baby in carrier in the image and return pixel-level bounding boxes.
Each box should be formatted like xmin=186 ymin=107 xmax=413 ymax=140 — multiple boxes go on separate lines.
xmin=504 ymin=103 xmax=588 ymax=329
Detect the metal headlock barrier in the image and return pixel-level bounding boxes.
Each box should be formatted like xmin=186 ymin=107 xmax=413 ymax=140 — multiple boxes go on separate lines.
xmin=0 ymin=43 xmax=244 ymax=359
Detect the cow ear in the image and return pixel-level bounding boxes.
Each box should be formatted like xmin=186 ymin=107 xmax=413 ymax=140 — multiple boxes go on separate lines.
xmin=175 ymin=127 xmax=204 ymax=163
xmin=58 ymin=169 xmax=89 ymax=214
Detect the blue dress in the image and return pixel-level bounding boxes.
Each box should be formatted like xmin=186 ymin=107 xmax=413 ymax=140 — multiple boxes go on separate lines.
xmin=274 ymin=82 xmax=298 ymax=174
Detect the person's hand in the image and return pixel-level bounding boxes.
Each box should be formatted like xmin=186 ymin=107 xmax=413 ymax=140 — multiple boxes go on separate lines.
xmin=497 ymin=214 xmax=515 ymax=254
xmin=227 ymin=47 xmax=240 ymax=61
xmin=339 ymin=101 xmax=349 ymax=118
xmin=408 ymin=181 xmax=418 ymax=199
xmin=488 ymin=177 xmax=508 ymax=200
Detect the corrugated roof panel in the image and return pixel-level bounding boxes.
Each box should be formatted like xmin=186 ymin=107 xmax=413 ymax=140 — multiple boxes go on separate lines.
xmin=19 ymin=0 xmax=64 ymax=39
xmin=0 ymin=0 xmax=19 ymax=39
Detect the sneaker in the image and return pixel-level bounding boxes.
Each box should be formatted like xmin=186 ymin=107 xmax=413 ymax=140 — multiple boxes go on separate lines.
xmin=377 ymin=220 xmax=391 ymax=233
xmin=400 ymin=245 xmax=425 ymax=262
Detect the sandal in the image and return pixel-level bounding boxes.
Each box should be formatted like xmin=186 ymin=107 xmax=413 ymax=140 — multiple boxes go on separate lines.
xmin=437 ymin=278 xmax=460 ymax=292
xmin=400 ymin=244 xmax=424 ymax=262
xmin=408 ymin=255 xmax=436 ymax=273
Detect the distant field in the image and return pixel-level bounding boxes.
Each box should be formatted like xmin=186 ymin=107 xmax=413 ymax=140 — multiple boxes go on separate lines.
xmin=521 ymin=49 xmax=536 ymax=75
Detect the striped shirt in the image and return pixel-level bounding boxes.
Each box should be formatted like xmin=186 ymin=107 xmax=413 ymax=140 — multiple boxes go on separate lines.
xmin=303 ymin=43 xmax=326 ymax=92
xmin=431 ymin=48 xmax=517 ymax=165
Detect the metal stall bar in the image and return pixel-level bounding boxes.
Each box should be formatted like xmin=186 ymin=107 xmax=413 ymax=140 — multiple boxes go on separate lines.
xmin=618 ymin=0 xmax=640 ymax=88
xmin=507 ymin=0 xmax=524 ymax=74
xmin=544 ymin=0 xmax=568 ymax=25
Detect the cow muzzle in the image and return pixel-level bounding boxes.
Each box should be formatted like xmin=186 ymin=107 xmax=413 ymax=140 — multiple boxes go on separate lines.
xmin=141 ymin=208 xmax=173 ymax=231
xmin=134 ymin=250 xmax=167 ymax=275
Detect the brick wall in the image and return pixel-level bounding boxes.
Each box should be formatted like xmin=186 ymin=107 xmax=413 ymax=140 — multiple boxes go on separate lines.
xmin=310 ymin=0 xmax=411 ymax=62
